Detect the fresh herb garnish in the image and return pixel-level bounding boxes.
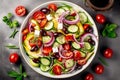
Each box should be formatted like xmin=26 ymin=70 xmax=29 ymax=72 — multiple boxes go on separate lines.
xmin=98 ymin=57 xmax=109 ymax=66
xmin=102 ymin=23 xmax=117 ymax=38
xmin=2 ymin=13 xmax=19 ymax=28
xmin=9 ymin=29 xmax=18 ymax=38
xmin=5 ymin=44 xmax=19 ymax=49
xmin=8 ymin=64 xmax=27 ymax=80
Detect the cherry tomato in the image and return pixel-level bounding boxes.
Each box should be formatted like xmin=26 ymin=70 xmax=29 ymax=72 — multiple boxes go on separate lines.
xmin=63 ymin=43 xmax=71 ymax=50
xmin=42 ymin=46 xmax=52 ymax=56
xmin=96 ymin=14 xmax=106 ymax=24
xmin=71 ymin=12 xmax=76 ymax=16
xmin=48 ymin=3 xmax=57 ymax=11
xmin=65 ymin=35 xmax=74 ymax=41
xmin=73 ymin=50 xmax=81 ymax=61
xmin=22 ymin=28 xmax=29 ymax=35
xmin=9 ymin=53 xmax=19 ymax=63
xmin=15 ymin=5 xmax=26 ymax=16
xmin=40 ymin=18 xmax=47 ymax=28
xmin=84 ymin=73 xmax=94 ymax=80
xmin=94 ymin=64 xmax=104 ymax=74
xmin=62 ymin=51 xmax=73 ymax=58
xmin=22 ymin=35 xmax=27 ymax=41
xmin=33 ymin=11 xmax=46 ymax=20
xmin=103 ymin=48 xmax=113 ymax=58
xmin=58 ymin=57 xmax=62 ymax=62
xmin=53 ymin=65 xmax=62 ymax=75
xmin=83 ymin=24 xmax=90 ymax=30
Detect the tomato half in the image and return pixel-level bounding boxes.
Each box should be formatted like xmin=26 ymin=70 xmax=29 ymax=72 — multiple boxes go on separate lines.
xmin=53 ymin=65 xmax=62 ymax=75
xmin=9 ymin=53 xmax=19 ymax=63
xmin=22 ymin=28 xmax=29 ymax=35
xmin=40 ymin=18 xmax=47 ymax=28
xmin=48 ymin=3 xmax=57 ymax=11
xmin=65 ymin=35 xmax=74 ymax=41
xmin=42 ymin=46 xmax=52 ymax=56
xmin=63 ymin=43 xmax=71 ymax=50
xmin=62 ymin=50 xmax=73 ymax=58
xmin=33 ymin=11 xmax=46 ymax=21
xmin=83 ymin=24 xmax=90 ymax=30
xmin=73 ymin=50 xmax=81 ymax=61
xmin=15 ymin=5 xmax=26 ymax=16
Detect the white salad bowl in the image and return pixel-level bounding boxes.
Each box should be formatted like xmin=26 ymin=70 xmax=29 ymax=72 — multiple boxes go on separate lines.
xmin=19 ymin=1 xmax=99 ymax=78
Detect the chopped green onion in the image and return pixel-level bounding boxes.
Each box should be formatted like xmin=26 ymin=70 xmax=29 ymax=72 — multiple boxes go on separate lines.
xmin=5 ymin=44 xmax=19 ymax=49
xmin=9 ymin=29 xmax=18 ymax=38
xmin=98 ymin=57 xmax=109 ymax=66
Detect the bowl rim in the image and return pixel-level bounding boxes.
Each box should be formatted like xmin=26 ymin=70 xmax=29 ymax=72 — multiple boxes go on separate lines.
xmin=19 ymin=0 xmax=99 ymax=78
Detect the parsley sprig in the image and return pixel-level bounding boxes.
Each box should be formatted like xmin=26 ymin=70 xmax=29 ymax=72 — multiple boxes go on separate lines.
xmin=8 ymin=64 xmax=27 ymax=80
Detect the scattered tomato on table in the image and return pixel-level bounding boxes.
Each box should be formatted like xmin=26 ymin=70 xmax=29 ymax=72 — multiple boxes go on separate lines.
xmin=9 ymin=53 xmax=19 ymax=63
xmin=84 ymin=73 xmax=94 ymax=80
xmin=96 ymin=14 xmax=106 ymax=24
xmin=15 ymin=5 xmax=27 ymax=16
xmin=94 ymin=64 xmax=104 ymax=74
xmin=103 ymin=48 xmax=113 ymax=58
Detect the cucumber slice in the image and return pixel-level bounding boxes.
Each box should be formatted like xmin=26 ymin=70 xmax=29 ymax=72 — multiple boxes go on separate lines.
xmin=29 ymin=59 xmax=39 ymax=67
xmin=65 ymin=59 xmax=74 ymax=68
xmin=80 ymin=51 xmax=86 ymax=57
xmin=68 ymin=25 xmax=78 ymax=33
xmin=61 ymin=6 xmax=70 ymax=11
xmin=56 ymin=35 xmax=65 ymax=44
xmin=56 ymin=8 xmax=65 ymax=16
xmin=40 ymin=64 xmax=50 ymax=72
xmin=84 ymin=42 xmax=91 ymax=50
xmin=72 ymin=42 xmax=81 ymax=49
xmin=44 ymin=21 xmax=54 ymax=30
xmin=53 ymin=42 xmax=60 ymax=48
xmin=42 ymin=36 xmax=51 ymax=43
xmin=40 ymin=57 xmax=50 ymax=66
xmin=79 ymin=12 xmax=88 ymax=24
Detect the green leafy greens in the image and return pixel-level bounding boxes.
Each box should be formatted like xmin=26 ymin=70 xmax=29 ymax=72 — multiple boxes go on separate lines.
xmin=102 ymin=23 xmax=118 ymax=38
xmin=8 ymin=64 xmax=27 ymax=80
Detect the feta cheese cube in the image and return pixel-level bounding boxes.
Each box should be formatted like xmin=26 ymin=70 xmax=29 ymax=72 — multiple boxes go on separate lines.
xmin=57 ymin=22 xmax=63 ymax=29
xmin=52 ymin=47 xmax=58 ymax=53
xmin=34 ymin=30 xmax=40 ymax=37
xmin=46 ymin=14 xmax=53 ymax=21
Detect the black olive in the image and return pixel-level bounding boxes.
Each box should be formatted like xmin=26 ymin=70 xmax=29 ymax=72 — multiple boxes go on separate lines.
xmin=85 ymin=27 xmax=93 ymax=33
xmin=88 ymin=38 xmax=95 ymax=46
xmin=52 ymin=52 xmax=60 ymax=59
xmin=40 ymin=29 xmax=47 ymax=36
xmin=40 ymin=8 xmax=50 ymax=14
xmin=30 ymin=45 xmax=39 ymax=52
xmin=32 ymin=58 xmax=40 ymax=63
xmin=62 ymin=27 xmax=68 ymax=34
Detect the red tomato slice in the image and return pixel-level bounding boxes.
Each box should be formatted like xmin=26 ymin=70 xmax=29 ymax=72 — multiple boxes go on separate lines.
xmin=15 ymin=5 xmax=26 ymax=16
xmin=22 ymin=28 xmax=29 ymax=35
xmin=83 ymin=24 xmax=90 ymax=30
xmin=48 ymin=3 xmax=57 ymax=11
xmin=63 ymin=43 xmax=71 ymax=50
xmin=22 ymin=35 xmax=27 ymax=41
xmin=33 ymin=11 xmax=46 ymax=21
xmin=53 ymin=65 xmax=62 ymax=75
xmin=40 ymin=18 xmax=47 ymax=28
xmin=62 ymin=50 xmax=73 ymax=58
xmin=42 ymin=46 xmax=52 ymax=56
xmin=73 ymin=50 xmax=81 ymax=61
xmin=65 ymin=35 xmax=74 ymax=41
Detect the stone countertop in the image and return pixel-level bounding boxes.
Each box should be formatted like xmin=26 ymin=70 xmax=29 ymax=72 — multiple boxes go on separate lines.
xmin=0 ymin=0 xmax=120 ymax=80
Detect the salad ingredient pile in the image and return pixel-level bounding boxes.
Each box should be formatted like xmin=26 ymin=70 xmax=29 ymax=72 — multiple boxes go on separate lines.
xmin=22 ymin=3 xmax=98 ymax=75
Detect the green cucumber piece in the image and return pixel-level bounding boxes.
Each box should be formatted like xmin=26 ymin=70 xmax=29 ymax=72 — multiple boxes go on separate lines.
xmin=53 ymin=42 xmax=60 ymax=48
xmin=42 ymin=36 xmax=51 ymax=43
xmin=44 ymin=21 xmax=54 ymax=30
xmin=40 ymin=57 xmax=50 ymax=66
xmin=65 ymin=59 xmax=74 ymax=68
xmin=40 ymin=64 xmax=50 ymax=72
xmin=79 ymin=12 xmax=88 ymax=24
xmin=56 ymin=35 xmax=65 ymax=44
xmin=56 ymin=8 xmax=65 ymax=16
xmin=72 ymin=42 xmax=81 ymax=49
xmin=68 ymin=25 xmax=78 ymax=33
xmin=84 ymin=42 xmax=91 ymax=50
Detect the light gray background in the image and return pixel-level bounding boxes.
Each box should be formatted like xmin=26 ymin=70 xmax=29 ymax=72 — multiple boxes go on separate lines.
xmin=0 ymin=0 xmax=120 ymax=80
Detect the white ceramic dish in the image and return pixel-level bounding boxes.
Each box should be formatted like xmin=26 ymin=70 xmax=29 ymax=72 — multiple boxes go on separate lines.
xmin=19 ymin=1 xmax=99 ymax=78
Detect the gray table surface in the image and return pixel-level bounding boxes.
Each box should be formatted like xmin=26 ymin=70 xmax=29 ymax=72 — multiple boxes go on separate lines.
xmin=0 ymin=0 xmax=120 ymax=80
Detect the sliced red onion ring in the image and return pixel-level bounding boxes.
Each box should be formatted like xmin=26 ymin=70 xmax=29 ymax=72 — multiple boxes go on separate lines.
xmin=44 ymin=32 xmax=55 ymax=47
xmin=64 ymin=12 xmax=80 ymax=24
xmin=58 ymin=11 xmax=70 ymax=23
xmin=80 ymin=33 xmax=98 ymax=43
xmin=73 ymin=35 xmax=84 ymax=47
xmin=28 ymin=23 xmax=32 ymax=32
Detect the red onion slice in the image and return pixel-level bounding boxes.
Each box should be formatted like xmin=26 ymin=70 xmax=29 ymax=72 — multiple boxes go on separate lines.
xmin=44 ymin=32 xmax=55 ymax=47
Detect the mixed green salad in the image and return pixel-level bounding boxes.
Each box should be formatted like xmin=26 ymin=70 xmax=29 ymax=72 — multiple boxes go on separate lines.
xmin=22 ymin=3 xmax=98 ymax=75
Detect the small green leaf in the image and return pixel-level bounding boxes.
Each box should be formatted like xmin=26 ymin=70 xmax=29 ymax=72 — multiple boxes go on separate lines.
xmin=106 ymin=24 xmax=117 ymax=33
xmin=8 ymin=71 xmax=20 ymax=78
xmin=16 ymin=75 xmax=23 ymax=80
xmin=22 ymin=72 xmax=27 ymax=77
xmin=7 ymin=13 xmax=12 ymax=19
xmin=107 ymin=31 xmax=117 ymax=38
xmin=102 ymin=29 xmax=107 ymax=37
xmin=98 ymin=57 xmax=109 ymax=66
xmin=19 ymin=64 xmax=22 ymax=73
